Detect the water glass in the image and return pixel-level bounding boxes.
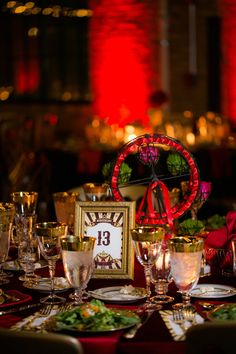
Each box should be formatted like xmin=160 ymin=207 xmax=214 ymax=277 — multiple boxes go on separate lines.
xmin=168 ymin=236 xmax=204 ymax=309
xmin=61 ymin=235 xmax=96 ymax=305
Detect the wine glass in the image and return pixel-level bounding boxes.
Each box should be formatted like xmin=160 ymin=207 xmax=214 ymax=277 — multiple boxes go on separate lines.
xmin=52 ymin=192 xmax=80 ymax=234
xmin=0 ymin=203 xmax=15 ymax=285
xmin=18 ymin=237 xmax=40 ymax=283
xmin=150 ymin=242 xmax=174 ymax=304
xmin=168 ymin=236 xmax=204 ymax=309
xmin=13 ymin=213 xmax=39 ymax=281
xmin=61 ymin=235 xmax=96 ymax=305
xmin=35 ymin=221 xmax=68 ymax=305
xmin=130 ymin=226 xmax=165 ymax=310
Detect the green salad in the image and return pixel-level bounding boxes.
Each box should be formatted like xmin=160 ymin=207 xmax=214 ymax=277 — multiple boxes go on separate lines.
xmin=47 ymin=299 xmax=140 ymax=332
xmin=210 ymin=304 xmax=236 ymax=320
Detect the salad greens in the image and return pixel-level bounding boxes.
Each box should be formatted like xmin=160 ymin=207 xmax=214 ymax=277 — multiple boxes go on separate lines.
xmin=49 ymin=299 xmax=140 ymax=332
xmin=211 ymin=304 xmax=236 ymax=320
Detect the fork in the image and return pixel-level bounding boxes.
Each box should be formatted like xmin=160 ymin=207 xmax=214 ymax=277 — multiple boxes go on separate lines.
xmin=182 ymin=306 xmax=196 ymax=325
xmin=172 ymin=309 xmax=188 ymax=334
xmin=22 ymin=305 xmax=53 ymax=330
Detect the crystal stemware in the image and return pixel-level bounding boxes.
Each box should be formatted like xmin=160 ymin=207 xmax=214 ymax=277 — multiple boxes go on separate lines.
xmin=18 ymin=237 xmax=40 ymax=283
xmin=131 ymin=226 xmax=165 ymax=310
xmin=52 ymin=192 xmax=80 ymax=234
xmin=150 ymin=242 xmax=174 ymax=304
xmin=35 ymin=221 xmax=68 ymax=304
xmin=168 ymin=236 xmax=204 ymax=309
xmin=61 ymin=235 xmax=96 ymax=305
xmin=13 ymin=213 xmax=39 ymax=282
xmin=0 ymin=203 xmax=15 ymax=285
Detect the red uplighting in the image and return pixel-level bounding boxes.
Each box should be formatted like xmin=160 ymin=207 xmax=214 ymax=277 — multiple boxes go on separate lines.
xmin=221 ymin=0 xmax=236 ymax=127
xmin=89 ymin=0 xmax=159 ymax=128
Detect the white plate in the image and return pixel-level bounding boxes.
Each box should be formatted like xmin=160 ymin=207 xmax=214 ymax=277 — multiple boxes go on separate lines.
xmin=89 ymin=285 xmax=147 ymax=303
xmin=3 ymin=260 xmax=47 ymax=272
xmin=190 ymin=284 xmax=236 ymax=298
xmin=23 ymin=277 xmax=71 ymax=293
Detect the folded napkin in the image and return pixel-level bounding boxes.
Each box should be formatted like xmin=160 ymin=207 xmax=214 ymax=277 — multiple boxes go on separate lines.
xmin=159 ymin=310 xmax=204 ymax=341
xmin=204 ymin=211 xmax=236 ymax=249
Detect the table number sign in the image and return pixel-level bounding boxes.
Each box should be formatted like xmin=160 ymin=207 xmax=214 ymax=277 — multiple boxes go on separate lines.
xmin=74 ymin=201 xmax=136 ymax=279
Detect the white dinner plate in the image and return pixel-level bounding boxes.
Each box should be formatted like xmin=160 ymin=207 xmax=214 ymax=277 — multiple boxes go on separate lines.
xmin=190 ymin=284 xmax=236 ymax=298
xmin=89 ymin=285 xmax=147 ymax=303
xmin=23 ymin=277 xmax=72 ymax=293
xmin=3 ymin=260 xmax=47 ymax=272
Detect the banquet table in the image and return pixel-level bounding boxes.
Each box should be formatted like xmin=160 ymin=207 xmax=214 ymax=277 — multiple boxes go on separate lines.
xmin=0 ymin=255 xmax=236 ymax=354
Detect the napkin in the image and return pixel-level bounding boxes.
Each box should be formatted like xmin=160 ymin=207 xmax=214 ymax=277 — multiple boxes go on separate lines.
xmin=159 ymin=310 xmax=204 ymax=341
xmin=204 ymin=211 xmax=236 ymax=249
xmin=0 ymin=290 xmax=32 ymax=309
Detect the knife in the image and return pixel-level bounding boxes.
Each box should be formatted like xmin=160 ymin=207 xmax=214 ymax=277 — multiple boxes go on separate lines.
xmin=0 ymin=303 xmax=41 ymax=316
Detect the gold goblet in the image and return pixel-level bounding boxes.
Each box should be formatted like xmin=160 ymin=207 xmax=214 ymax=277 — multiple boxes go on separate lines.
xmin=61 ymin=235 xmax=96 ymax=305
xmin=35 ymin=222 xmax=68 ymax=304
xmin=10 ymin=191 xmax=38 ymax=216
xmin=82 ymin=183 xmax=110 ymax=201
xmin=53 ymin=192 xmax=80 ymax=234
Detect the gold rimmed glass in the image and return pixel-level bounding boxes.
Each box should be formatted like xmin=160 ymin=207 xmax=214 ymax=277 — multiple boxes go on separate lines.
xmin=131 ymin=226 xmax=165 ymax=310
xmin=61 ymin=235 xmax=96 ymax=305
xmin=168 ymin=236 xmax=204 ymax=309
xmin=0 ymin=203 xmax=15 ymax=284
xmin=10 ymin=191 xmax=38 ymax=216
xmin=35 ymin=222 xmax=68 ymax=304
xmin=52 ymin=191 xmax=80 ymax=234
xmin=82 ymin=183 xmax=110 ymax=201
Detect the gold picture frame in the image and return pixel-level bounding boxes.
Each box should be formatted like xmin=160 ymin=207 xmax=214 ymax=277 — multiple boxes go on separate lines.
xmin=74 ymin=201 xmax=136 ymax=279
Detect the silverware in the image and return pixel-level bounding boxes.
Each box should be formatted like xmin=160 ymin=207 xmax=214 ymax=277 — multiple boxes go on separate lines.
xmin=0 ymin=303 xmax=41 ymax=316
xmin=123 ymin=309 xmax=155 ymax=339
xmin=22 ymin=305 xmax=53 ymax=331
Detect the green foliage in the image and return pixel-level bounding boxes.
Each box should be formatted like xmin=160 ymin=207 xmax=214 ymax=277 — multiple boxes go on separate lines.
xmin=102 ymin=162 xmax=132 ymax=184
xmin=177 ymin=218 xmax=205 ymax=236
xmin=203 ymin=214 xmax=226 ymax=230
xmin=167 ymin=153 xmax=188 ymax=175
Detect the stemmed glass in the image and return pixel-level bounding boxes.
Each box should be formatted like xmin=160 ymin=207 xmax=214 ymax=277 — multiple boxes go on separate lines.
xmin=0 ymin=203 xmax=15 ymax=285
xmin=52 ymin=192 xmax=80 ymax=234
xmin=131 ymin=226 xmax=165 ymax=310
xmin=150 ymin=242 xmax=174 ymax=304
xmin=18 ymin=237 xmax=40 ymax=283
xmin=61 ymin=235 xmax=96 ymax=305
xmin=14 ymin=213 xmax=39 ymax=282
xmin=35 ymin=222 xmax=68 ymax=305
xmin=168 ymin=236 xmax=204 ymax=309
